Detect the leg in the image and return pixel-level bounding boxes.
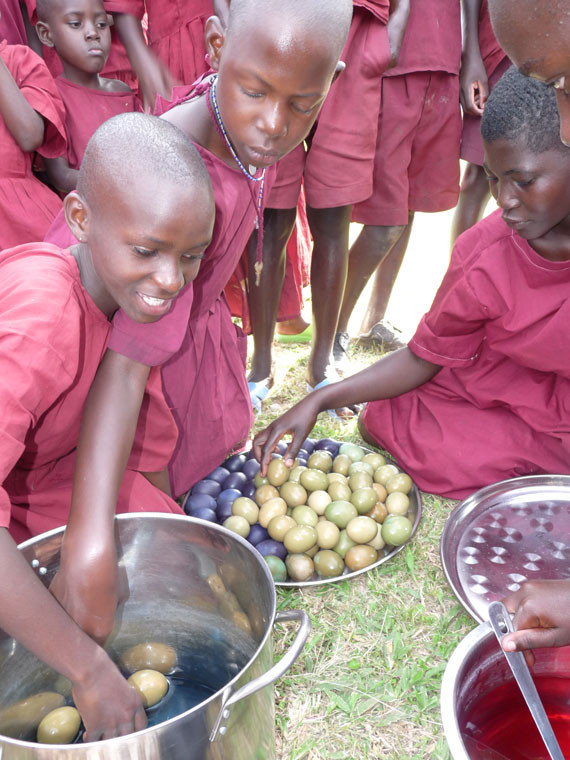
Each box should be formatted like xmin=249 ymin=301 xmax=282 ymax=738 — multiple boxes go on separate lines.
xmin=247 ymin=206 xmax=297 ymax=383
xmin=450 ymin=163 xmax=491 ymax=246
xmin=336 ymin=223 xmax=408 ymax=334
xmin=359 ymin=213 xmax=414 ymax=335
xmin=305 ymin=204 xmax=352 ymax=387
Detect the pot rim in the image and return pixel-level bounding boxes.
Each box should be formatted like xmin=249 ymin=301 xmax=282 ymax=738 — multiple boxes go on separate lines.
xmin=4 ymin=513 xmax=278 ymax=750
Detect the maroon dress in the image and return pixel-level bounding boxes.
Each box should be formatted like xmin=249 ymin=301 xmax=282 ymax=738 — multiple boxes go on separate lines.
xmin=362 ymin=211 xmax=570 ymax=500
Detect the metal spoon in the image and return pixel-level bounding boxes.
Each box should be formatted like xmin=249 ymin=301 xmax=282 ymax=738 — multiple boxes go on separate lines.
xmin=487 ymin=600 xmax=565 ymax=760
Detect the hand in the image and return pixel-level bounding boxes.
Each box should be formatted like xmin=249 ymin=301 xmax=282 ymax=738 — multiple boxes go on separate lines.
xmin=501 ymin=580 xmax=570 ymax=666
xmin=50 ymin=531 xmax=125 ymax=646
xmin=460 ymin=52 xmax=488 ymax=116
xmin=253 ymin=395 xmax=321 ymax=474
xmin=72 ymin=650 xmax=147 ymax=741
xmin=134 ymin=50 xmax=176 ymax=112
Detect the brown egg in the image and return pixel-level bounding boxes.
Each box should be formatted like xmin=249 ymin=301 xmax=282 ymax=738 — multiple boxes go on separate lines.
xmin=0 ymin=692 xmax=65 ymax=741
xmin=367 ymin=501 xmax=388 ymax=524
xmin=345 ymin=545 xmax=378 ymax=571
xmin=128 ymin=669 xmax=169 ymax=708
xmin=119 ymin=641 xmax=177 ymax=675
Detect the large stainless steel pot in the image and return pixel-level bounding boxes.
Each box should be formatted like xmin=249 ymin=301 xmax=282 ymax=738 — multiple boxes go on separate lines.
xmin=441 ymin=622 xmax=570 ymax=758
xmin=0 ymin=514 xmax=310 ymax=759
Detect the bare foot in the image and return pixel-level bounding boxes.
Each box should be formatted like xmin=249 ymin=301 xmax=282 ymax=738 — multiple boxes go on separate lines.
xmin=276 ymin=315 xmax=310 ymax=336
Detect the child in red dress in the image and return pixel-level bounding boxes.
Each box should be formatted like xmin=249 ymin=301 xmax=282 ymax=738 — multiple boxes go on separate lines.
xmin=254 ymin=67 xmax=570 ymax=502
xmin=0 ymin=34 xmax=66 ymax=249
xmin=35 ymin=0 xmax=139 ymax=193
xmin=0 ymin=113 xmax=214 ymax=739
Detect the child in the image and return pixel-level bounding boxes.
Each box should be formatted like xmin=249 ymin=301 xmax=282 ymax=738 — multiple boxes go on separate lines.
xmin=489 ymin=0 xmax=570 ymax=145
xmin=451 ymin=0 xmax=510 ymax=242
xmin=248 ymin=0 xmax=408 ymax=418
xmin=334 ymin=0 xmax=464 ymax=358
xmin=35 ymin=0 xmax=139 ymax=193
xmin=0 ymin=112 xmax=214 ymax=739
xmin=254 ymin=67 xmax=570 ymax=501
xmin=50 ymin=0 xmax=353 ymax=646
xmin=0 ymin=31 xmax=66 ymax=249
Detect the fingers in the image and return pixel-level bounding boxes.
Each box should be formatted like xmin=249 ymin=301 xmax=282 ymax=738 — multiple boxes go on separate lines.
xmin=502 ymin=627 xmax=559 ymax=653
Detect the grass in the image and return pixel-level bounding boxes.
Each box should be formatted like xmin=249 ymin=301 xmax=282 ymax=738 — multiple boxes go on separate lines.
xmin=249 ymin=338 xmax=475 ymax=760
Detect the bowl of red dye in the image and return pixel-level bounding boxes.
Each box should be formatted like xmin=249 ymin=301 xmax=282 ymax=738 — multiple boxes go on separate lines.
xmin=441 ymin=614 xmax=570 ymax=759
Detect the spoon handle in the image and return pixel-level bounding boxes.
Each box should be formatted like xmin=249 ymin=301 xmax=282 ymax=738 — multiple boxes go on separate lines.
xmin=487 ymin=601 xmax=565 ymax=760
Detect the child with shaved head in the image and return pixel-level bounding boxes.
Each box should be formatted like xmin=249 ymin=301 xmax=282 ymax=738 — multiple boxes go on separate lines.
xmin=0 ymin=112 xmax=214 ymax=740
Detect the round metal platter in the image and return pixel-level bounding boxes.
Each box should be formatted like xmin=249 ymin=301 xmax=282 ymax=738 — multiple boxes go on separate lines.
xmin=276 ymin=448 xmax=422 ymax=588
xmin=440 ymin=474 xmax=570 ymax=623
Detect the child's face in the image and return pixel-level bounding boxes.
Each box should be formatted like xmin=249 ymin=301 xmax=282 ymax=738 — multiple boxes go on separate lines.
xmin=66 ymin=179 xmax=214 ymax=322
xmin=483 ymin=138 xmax=570 ymax=243
xmin=209 ymin=17 xmax=342 ymax=169
xmin=38 ymin=0 xmax=111 ymax=75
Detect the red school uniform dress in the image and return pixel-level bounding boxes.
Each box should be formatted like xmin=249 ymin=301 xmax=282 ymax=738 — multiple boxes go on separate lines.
xmin=107 ymin=82 xmax=276 ymax=498
xmin=105 ymin=0 xmax=213 ymax=86
xmin=0 ymin=243 xmax=182 ymax=544
xmin=361 ymin=210 xmax=570 ymax=500
xmin=460 ymin=0 xmax=510 ymax=167
xmin=55 ymin=77 xmax=140 ymax=170
xmin=353 ymin=0 xmax=462 ymax=226
xmin=0 ymin=0 xmax=27 ymax=44
xmin=0 ymin=41 xmax=66 ymax=250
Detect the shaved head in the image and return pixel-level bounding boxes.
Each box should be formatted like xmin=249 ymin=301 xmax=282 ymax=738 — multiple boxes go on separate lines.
xmin=77 ymin=112 xmax=213 ymax=212
xmin=226 ymin=0 xmax=352 ymax=60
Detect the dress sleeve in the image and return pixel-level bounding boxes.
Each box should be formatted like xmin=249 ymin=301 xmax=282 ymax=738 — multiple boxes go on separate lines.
xmin=108 ymin=282 xmax=194 ymax=366
xmin=6 ymin=43 xmax=67 ymax=158
xmin=409 ymin=239 xmax=489 ymax=368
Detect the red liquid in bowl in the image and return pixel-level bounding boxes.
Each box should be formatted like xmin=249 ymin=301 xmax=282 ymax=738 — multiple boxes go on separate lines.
xmin=462 ymin=676 xmax=570 ymax=759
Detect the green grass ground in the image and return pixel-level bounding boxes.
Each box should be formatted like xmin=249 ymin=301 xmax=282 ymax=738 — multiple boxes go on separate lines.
xmin=250 ymin=340 xmax=475 ymax=760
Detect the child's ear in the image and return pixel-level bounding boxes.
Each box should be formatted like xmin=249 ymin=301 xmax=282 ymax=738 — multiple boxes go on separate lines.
xmin=332 ymin=61 xmax=346 ymax=85
xmin=204 ymin=15 xmax=226 ymax=71
xmin=35 ymin=21 xmax=55 ymax=48
xmin=64 ymin=192 xmax=90 ymax=243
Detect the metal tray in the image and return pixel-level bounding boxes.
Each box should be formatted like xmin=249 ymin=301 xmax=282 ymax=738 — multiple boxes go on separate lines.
xmin=277 ymin=448 xmax=422 ymax=588
xmin=440 ymin=475 xmax=570 ymax=622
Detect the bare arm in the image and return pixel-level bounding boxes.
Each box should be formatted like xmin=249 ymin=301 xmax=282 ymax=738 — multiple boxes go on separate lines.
xmin=0 ymin=528 xmax=146 ymax=741
xmin=0 ymin=55 xmax=45 ymax=151
xmin=460 ymin=0 xmax=487 ymax=116
xmin=43 ymin=156 xmax=79 ymax=194
xmin=387 ymin=0 xmax=410 ymax=69
xmin=50 ymin=349 xmax=150 ymax=644
xmin=254 ymin=347 xmax=441 ymax=472
xmin=112 ymin=12 xmax=174 ymax=110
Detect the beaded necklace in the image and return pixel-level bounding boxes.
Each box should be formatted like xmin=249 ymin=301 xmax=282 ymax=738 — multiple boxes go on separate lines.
xmin=208 ymin=75 xmax=266 ymax=284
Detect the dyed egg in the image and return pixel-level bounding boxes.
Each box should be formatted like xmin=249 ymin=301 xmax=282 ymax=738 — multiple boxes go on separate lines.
xmin=386 ymin=491 xmax=410 ymax=515
xmin=192 ymin=479 xmax=221 ymax=498
xmin=386 ymin=472 xmax=413 ymax=495
xmin=255 ymin=484 xmax=280 ymax=506
xmin=372 ymin=482 xmax=388 ymax=503
xmin=300 ymin=468 xmax=329 ymax=492
xmin=223 ymin=515 xmax=250 ymax=538
xmin=119 ymin=642 xmax=177 ymax=675
xmin=247 ymin=523 xmax=270 ymax=546
xmin=232 ymin=497 xmax=259 ymax=525
xmin=259 ymin=497 xmax=288 ymax=527
xmin=373 ymin=464 xmax=399 ymax=485
xmin=267 ymin=458 xmax=290 ymax=487
xmin=328 ymin=481 xmax=352 ymax=502
xmin=256 ymin=539 xmax=287 ymax=560
xmin=362 ymin=452 xmax=386 ymax=469
xmin=381 ymin=515 xmax=413 ymax=545
xmin=350 ymin=487 xmax=378 ymax=515
xmin=327 ymin=472 xmax=348 ymax=486
xmin=325 ymin=500 xmax=358 ymax=529
xmin=280 ymin=481 xmax=308 ymax=507
xmin=348 ymin=472 xmax=373 ymax=491
xmin=254 ymin=472 xmax=269 ymax=488
xmin=184 ymin=492 xmax=216 ymax=516
xmin=264 ymin=555 xmax=287 ymax=582
xmin=242 ymin=458 xmax=261 ymax=480
xmin=333 ymin=529 xmax=356 ymax=559
xmin=345 ymin=545 xmax=378 ymax=572
xmin=314 ymin=549 xmax=344 ymax=578
xmin=286 ymin=553 xmax=315 ymax=582
xmin=222 ymin=471 xmax=247 ymax=492
xmin=367 ymin=501 xmax=388 ymax=524
xmin=283 ymin=525 xmax=318 ymax=553
xmin=0 ymin=692 xmax=65 ymax=741
xmin=348 ymin=461 xmax=374 ymax=476
xmin=292 ymin=505 xmax=319 ymax=527
xmin=307 ymin=451 xmax=333 ymax=473
xmin=307 ymin=489 xmax=331 ymax=515
xmin=315 ymin=520 xmax=340 ymax=549
xmin=223 ymin=453 xmax=247 ymax=472
xmin=216 ymin=500 xmax=234 ymax=522
xmin=338 ymin=442 xmax=365 ymax=462
xmin=37 ymin=707 xmax=80 ymax=745
xmin=332 ymin=454 xmax=351 ymax=475
xmin=346 ymin=516 xmax=378 ymax=544
xmin=267 ymin=514 xmax=297 ymax=542
xmin=368 ymin=523 xmax=386 ymax=551
xmin=314 ymin=438 xmax=340 ymax=456
xmin=288 ymin=465 xmax=307 ymax=483
xmin=190 ymin=506 xmax=217 ymax=523
xmin=128 ymin=669 xmax=169 ymax=708
xmin=207 ymin=466 xmax=230 ymax=484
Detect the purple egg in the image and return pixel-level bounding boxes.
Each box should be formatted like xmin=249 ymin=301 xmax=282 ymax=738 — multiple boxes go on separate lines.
xmin=297 ymin=449 xmax=309 ymax=459
xmin=192 ymin=479 xmax=221 ymax=498
xmin=223 ymin=453 xmax=247 ymax=472
xmin=255 ymin=539 xmax=287 ymax=561
xmin=222 ymin=471 xmax=247 ymax=491
xmin=242 ymin=481 xmax=257 ymax=499
xmin=242 ymin=458 xmax=261 ymax=480
xmin=245 ymin=449 xmax=257 ymax=460
xmin=184 ymin=492 xmax=217 ymax=515
xmin=315 ymin=438 xmax=340 ymax=456
xmin=302 ymin=438 xmax=316 ymax=454
xmin=296 ymin=456 xmax=308 ymax=466
xmin=216 ymin=500 xmax=235 ymax=522
xmin=218 ymin=488 xmax=242 ymax=504
xmin=207 ymin=466 xmax=230 ymax=485
xmin=189 ymin=507 xmax=218 ymax=523
xmin=276 ymin=440 xmax=288 ymax=455
xmin=247 ymin=524 xmax=270 ymax=546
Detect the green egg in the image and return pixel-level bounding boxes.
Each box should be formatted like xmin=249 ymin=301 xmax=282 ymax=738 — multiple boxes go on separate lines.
xmin=254 ymin=472 xmax=269 ymax=488
xmin=300 ymin=468 xmax=329 ymax=492
xmin=292 ymin=505 xmax=319 ymax=527
xmin=307 ymin=451 xmax=334 ymax=473
xmin=307 ymin=489 xmax=332 ymax=515
xmin=324 ymin=500 xmax=358 ymax=529
xmin=362 ymin=452 xmax=386 ymax=469
xmin=232 ymin=497 xmax=259 ymax=525
xmin=338 ymin=442 xmax=365 ymax=462
xmin=348 ymin=471 xmax=373 ymax=491
xmin=386 ymin=491 xmax=410 ymax=515
xmin=264 ymin=555 xmax=287 ymax=582
xmin=267 ymin=458 xmax=290 ymax=487
xmin=332 ymin=454 xmax=351 ymax=475
xmin=314 ymin=549 xmax=345 ymax=578
xmin=288 ymin=465 xmax=307 ymax=483
xmin=328 ymin=481 xmax=352 ymax=502
xmin=267 ymin=514 xmax=297 ymax=542
xmin=348 ymin=461 xmax=374 ymax=476
xmin=346 ymin=515 xmax=378 ymax=544
xmin=280 ymin=480 xmax=308 ymax=507
xmin=223 ymin=515 xmax=250 ymax=538
xmin=255 ymin=484 xmax=280 ymax=506
xmin=350 ymin=487 xmax=379 ymax=514
xmin=333 ymin=529 xmax=356 ymax=558
xmin=345 ymin=544 xmax=378 ymax=572
xmin=386 ymin=472 xmax=413 ymax=495
xmin=316 ymin=520 xmax=340 ymax=549
xmin=381 ymin=515 xmax=413 ymax=546
xmin=373 ymin=464 xmax=399 ymax=485
xmin=283 ymin=525 xmax=318 ymax=554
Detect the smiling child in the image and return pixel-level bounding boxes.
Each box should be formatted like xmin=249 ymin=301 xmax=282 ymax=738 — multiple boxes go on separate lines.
xmin=0 ymin=112 xmax=214 ymax=739
xmin=254 ymin=67 xmax=570 ymax=500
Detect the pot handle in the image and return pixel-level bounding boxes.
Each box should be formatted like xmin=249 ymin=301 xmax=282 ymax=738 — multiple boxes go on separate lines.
xmin=209 ymin=609 xmax=311 ymax=741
